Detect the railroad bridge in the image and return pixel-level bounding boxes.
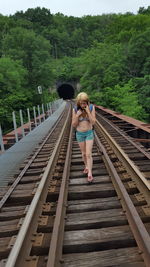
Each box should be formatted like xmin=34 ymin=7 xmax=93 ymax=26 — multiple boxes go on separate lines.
xmin=0 ymin=100 xmax=150 ymax=266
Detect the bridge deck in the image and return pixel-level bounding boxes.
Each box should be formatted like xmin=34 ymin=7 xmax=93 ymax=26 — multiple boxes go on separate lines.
xmin=0 ymin=101 xmax=66 ymax=186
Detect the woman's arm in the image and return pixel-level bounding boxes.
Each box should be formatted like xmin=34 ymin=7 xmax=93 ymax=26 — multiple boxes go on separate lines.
xmin=72 ymin=109 xmax=82 ymax=128
xmin=85 ymin=105 xmax=96 ymax=125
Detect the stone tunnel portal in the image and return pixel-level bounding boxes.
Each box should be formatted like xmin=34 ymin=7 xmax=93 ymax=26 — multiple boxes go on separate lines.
xmin=57 ymin=83 xmax=75 ymax=100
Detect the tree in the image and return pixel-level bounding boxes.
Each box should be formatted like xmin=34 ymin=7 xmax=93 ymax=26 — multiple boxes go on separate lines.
xmin=14 ymin=7 xmax=53 ymax=28
xmin=127 ymin=28 xmax=150 ymax=77
xmin=138 ymin=6 xmax=150 ymax=15
xmin=2 ymin=27 xmax=53 ymax=89
xmin=79 ymin=42 xmax=126 ymax=91
xmin=132 ymin=75 xmax=150 ymax=121
xmin=0 ymin=57 xmax=28 ymax=130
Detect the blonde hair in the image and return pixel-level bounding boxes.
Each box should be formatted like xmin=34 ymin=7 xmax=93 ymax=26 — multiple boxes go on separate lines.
xmin=76 ymin=92 xmax=89 ymax=107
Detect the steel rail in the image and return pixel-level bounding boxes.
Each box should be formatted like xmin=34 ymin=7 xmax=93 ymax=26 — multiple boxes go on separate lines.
xmin=0 ymin=110 xmax=65 ymax=210
xmin=5 ymin=105 xmax=72 ymax=267
xmin=94 ymin=131 xmax=150 ymax=267
xmin=95 ymin=119 xmax=150 ymax=205
xmin=47 ymin=123 xmax=73 ymax=267
xmin=96 ymin=111 xmax=150 ymax=160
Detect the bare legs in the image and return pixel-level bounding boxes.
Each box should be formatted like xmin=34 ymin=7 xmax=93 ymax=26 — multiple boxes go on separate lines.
xmin=78 ymin=139 xmax=94 ymax=181
xmin=85 ymin=139 xmax=94 ymax=179
xmin=78 ymin=142 xmax=87 ymax=171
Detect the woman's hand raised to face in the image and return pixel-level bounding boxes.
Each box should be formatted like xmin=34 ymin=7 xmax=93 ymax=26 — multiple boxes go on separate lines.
xmin=84 ymin=105 xmax=90 ymax=114
xmin=76 ymin=109 xmax=82 ymax=117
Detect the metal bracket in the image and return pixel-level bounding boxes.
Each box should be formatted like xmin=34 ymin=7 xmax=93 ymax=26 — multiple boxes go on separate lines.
xmin=48 ymin=186 xmax=56 ymax=193
xmin=0 ymin=259 xmax=7 ymax=267
xmin=121 ymin=173 xmax=131 ymax=180
xmin=8 ymin=235 xmax=17 ymax=249
xmin=42 ymin=202 xmax=52 ymax=212
xmin=31 ymin=187 xmax=37 ymax=195
xmin=50 ymin=180 xmax=57 ymax=186
xmin=38 ymin=216 xmax=48 ymax=226
xmin=128 ymin=181 xmax=137 ymax=189
xmin=135 ymin=193 xmax=145 ymax=202
xmin=142 ymin=205 xmax=150 ymax=216
xmin=17 ymin=217 xmax=24 ymax=228
xmin=25 ymin=256 xmax=39 ymax=267
xmin=31 ymin=233 xmax=44 ymax=246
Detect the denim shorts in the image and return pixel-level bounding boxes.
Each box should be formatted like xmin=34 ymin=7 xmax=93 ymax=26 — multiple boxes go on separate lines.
xmin=76 ymin=129 xmax=94 ymax=143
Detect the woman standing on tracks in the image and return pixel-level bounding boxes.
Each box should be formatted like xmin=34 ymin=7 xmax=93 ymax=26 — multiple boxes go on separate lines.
xmin=72 ymin=92 xmax=96 ymax=183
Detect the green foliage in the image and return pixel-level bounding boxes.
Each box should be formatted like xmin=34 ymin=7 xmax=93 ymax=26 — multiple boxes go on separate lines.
xmin=0 ymin=57 xmax=28 ymax=130
xmin=126 ymin=28 xmax=150 ymax=78
xmin=88 ymin=82 xmax=146 ymax=121
xmin=79 ymin=42 xmax=126 ymax=92
xmin=13 ymin=7 xmax=53 ymax=31
xmin=2 ymin=27 xmax=53 ymax=87
xmin=53 ymin=57 xmax=83 ymax=82
xmin=132 ymin=75 xmax=150 ymax=121
xmin=1 ymin=6 xmax=150 ymax=132
xmin=112 ymin=82 xmax=146 ymax=120
xmin=138 ymin=6 xmax=150 ymax=15
xmin=0 ymin=57 xmax=27 ymax=94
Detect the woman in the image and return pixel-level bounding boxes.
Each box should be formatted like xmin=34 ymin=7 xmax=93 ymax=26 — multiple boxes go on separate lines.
xmin=72 ymin=92 xmax=96 ymax=183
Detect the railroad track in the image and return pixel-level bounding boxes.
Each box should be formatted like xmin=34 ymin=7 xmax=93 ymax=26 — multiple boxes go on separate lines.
xmin=0 ymin=103 xmax=71 ymax=266
xmin=96 ymin=107 xmax=150 ymax=151
xmin=0 ymin=103 xmax=150 ymax=266
xmin=96 ymin=111 xmax=150 ymax=203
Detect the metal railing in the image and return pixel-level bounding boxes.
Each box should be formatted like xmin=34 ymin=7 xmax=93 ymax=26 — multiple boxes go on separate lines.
xmin=0 ymin=99 xmax=63 ymax=153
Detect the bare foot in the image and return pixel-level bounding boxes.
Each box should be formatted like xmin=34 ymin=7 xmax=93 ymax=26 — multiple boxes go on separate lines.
xmin=83 ymin=167 xmax=88 ymax=174
xmin=87 ymin=174 xmax=94 ymax=183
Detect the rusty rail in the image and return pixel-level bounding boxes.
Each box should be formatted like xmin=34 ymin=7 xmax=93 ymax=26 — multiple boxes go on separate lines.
xmin=47 ymin=125 xmax=73 ymax=267
xmin=0 ymin=111 xmax=65 ymax=210
xmin=5 ymin=106 xmax=71 ymax=267
xmin=95 ymin=127 xmax=150 ymax=266
xmin=96 ymin=115 xmax=150 ymax=205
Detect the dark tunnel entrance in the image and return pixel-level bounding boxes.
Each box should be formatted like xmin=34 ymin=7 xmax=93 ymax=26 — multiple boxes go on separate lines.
xmin=57 ymin=83 xmax=75 ymax=100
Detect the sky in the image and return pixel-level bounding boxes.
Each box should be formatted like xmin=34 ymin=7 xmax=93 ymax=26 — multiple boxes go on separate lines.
xmin=0 ymin=0 xmax=149 ymax=17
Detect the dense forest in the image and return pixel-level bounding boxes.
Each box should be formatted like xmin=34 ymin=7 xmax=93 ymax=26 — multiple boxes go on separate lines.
xmin=0 ymin=6 xmax=150 ymax=131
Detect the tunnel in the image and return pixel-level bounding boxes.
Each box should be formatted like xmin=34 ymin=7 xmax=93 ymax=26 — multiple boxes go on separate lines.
xmin=57 ymin=83 xmax=75 ymax=100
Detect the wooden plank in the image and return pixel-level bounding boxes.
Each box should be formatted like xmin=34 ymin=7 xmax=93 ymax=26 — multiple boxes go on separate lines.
xmin=136 ymin=165 xmax=150 ymax=172
xmin=8 ymin=176 xmax=41 ymax=185
xmin=9 ymin=190 xmax=34 ymax=202
xmin=0 ymin=219 xmax=20 ymax=237
xmin=19 ymin=175 xmax=41 ymax=184
xmin=20 ymin=162 xmax=47 ymax=170
xmin=72 ymin=149 xmax=98 ymax=154
xmin=63 ymin=224 xmax=139 ymax=253
xmin=62 ymin=247 xmax=144 ymax=267
xmin=69 ymin=183 xmax=114 ymax=193
xmin=134 ymin=160 xmax=150 ymax=166
xmin=126 ymin=153 xmax=146 ymax=160
xmin=0 ymin=207 xmax=26 ymax=221
xmin=123 ymin=149 xmax=139 ymax=153
xmin=72 ymin=146 xmax=97 ymax=150
xmin=0 ymin=236 xmax=11 ymax=259
xmin=71 ymin=157 xmax=101 ymax=165
xmin=68 ymin=184 xmax=116 ymax=200
xmin=15 ymin=169 xmax=43 ymax=176
xmin=68 ymin=196 xmax=119 ymax=206
xmin=72 ymin=153 xmax=99 ymax=159
xmin=70 ymin=163 xmax=105 ymax=171
xmin=67 ymin=197 xmax=121 ymax=213
xmin=69 ymin=175 xmax=111 ymax=185
xmin=65 ymin=209 xmax=127 ymax=230
xmin=70 ymin=169 xmax=108 ymax=179
xmin=134 ymin=138 xmax=150 ymax=143
xmin=14 ymin=184 xmax=36 ymax=190
xmin=24 ymin=157 xmax=49 ymax=163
